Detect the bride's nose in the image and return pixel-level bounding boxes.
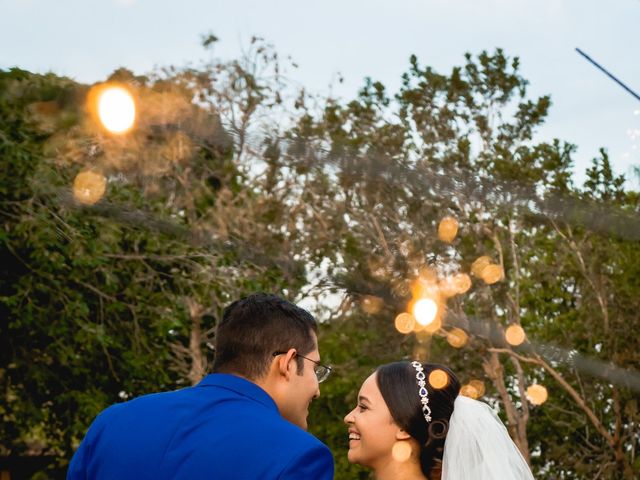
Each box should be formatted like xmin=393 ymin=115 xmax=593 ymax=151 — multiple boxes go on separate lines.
xmin=344 ymin=408 xmax=355 ymax=424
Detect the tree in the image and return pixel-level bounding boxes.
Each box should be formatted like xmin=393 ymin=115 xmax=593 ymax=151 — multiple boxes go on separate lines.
xmin=276 ymin=50 xmax=639 ymax=478
xmin=0 ymin=50 xmax=307 ymax=476
xmin=2 ymin=43 xmax=638 ymax=479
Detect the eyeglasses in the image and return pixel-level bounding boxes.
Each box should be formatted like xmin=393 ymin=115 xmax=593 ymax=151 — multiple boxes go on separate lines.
xmin=272 ymin=351 xmax=332 ymax=383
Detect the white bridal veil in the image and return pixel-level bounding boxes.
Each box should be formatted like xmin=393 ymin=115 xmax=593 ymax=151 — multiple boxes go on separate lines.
xmin=441 ymin=395 xmax=535 ymax=479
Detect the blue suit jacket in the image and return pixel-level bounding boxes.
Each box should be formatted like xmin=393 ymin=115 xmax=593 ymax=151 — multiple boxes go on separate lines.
xmin=67 ymin=374 xmax=334 ymax=479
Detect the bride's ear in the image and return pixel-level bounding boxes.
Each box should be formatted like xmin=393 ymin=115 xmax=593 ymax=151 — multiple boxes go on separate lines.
xmin=395 ymin=429 xmax=412 ymax=440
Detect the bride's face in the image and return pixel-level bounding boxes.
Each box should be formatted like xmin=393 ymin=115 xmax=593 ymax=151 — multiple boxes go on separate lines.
xmin=344 ymin=372 xmax=402 ymax=469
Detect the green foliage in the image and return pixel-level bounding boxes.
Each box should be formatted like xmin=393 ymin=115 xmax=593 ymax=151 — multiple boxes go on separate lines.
xmin=1 ymin=44 xmax=639 ymax=480
xmin=0 ymin=65 xmax=308 ymax=475
xmin=279 ymin=49 xmax=639 ymax=478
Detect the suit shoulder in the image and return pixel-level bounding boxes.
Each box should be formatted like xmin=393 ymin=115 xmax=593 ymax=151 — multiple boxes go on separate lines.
xmin=278 ymin=434 xmax=334 ymax=479
xmin=263 ymin=415 xmax=331 ymax=453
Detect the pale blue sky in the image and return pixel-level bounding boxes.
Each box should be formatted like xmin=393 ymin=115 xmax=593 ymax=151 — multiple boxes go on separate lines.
xmin=2 ymin=0 xmax=639 ymax=186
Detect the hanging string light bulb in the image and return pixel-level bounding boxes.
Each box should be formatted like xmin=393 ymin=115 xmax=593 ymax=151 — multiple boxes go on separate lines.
xmin=394 ymin=313 xmax=415 ymax=334
xmin=413 ymin=298 xmax=438 ymax=326
xmin=505 ymin=324 xmax=526 ymax=346
xmin=438 ymin=216 xmax=459 ymax=243
xmin=447 ymin=328 xmax=468 ymax=348
xmin=428 ymin=369 xmax=449 ymax=389
xmin=97 ymin=85 xmax=136 ymax=134
xmin=73 ymin=170 xmax=107 ymax=205
xmin=526 ymin=384 xmax=548 ymax=405
xmin=471 ymin=256 xmax=492 ymax=277
xmin=481 ymin=263 xmax=504 ymax=284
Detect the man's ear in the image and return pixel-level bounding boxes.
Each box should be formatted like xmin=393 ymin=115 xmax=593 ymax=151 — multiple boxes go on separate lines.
xmin=395 ymin=429 xmax=412 ymax=441
xmin=276 ymin=348 xmax=297 ymax=380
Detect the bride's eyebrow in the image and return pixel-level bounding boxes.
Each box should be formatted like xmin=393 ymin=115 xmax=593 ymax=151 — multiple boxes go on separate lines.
xmin=358 ymin=395 xmax=371 ymax=405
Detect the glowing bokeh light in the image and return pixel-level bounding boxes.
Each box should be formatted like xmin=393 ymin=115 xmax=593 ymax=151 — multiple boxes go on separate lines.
xmin=416 ymin=316 xmax=442 ymax=334
xmin=471 ymin=256 xmax=492 ymax=277
xmin=526 ymin=384 xmax=548 ymax=405
xmin=97 ymin=86 xmax=136 ymax=134
xmin=73 ymin=171 xmax=107 ymax=205
xmin=447 ymin=328 xmax=468 ymax=348
xmin=438 ymin=216 xmax=459 ymax=243
xmin=452 ymin=273 xmax=472 ymax=295
xmin=391 ymin=441 xmax=412 ymax=462
xmin=438 ymin=273 xmax=471 ymax=297
xmin=395 ymin=313 xmax=415 ymax=334
xmin=361 ymin=295 xmax=384 ymax=314
xmin=429 ymin=369 xmax=449 ymax=389
xmin=437 ymin=277 xmax=458 ymax=298
xmin=460 ymin=384 xmax=479 ymax=399
xmin=469 ymin=379 xmax=486 ymax=397
xmin=505 ymin=324 xmax=526 ymax=346
xmin=481 ymin=264 xmax=503 ymax=284
xmin=413 ymin=298 xmax=438 ymax=326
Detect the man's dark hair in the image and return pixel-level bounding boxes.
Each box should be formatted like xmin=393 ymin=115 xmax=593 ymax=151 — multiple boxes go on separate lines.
xmin=212 ymin=293 xmax=318 ymax=380
xmin=377 ymin=362 xmax=460 ymax=480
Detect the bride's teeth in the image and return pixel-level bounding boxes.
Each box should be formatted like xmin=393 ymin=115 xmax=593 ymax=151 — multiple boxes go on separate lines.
xmin=349 ymin=433 xmax=361 ymax=440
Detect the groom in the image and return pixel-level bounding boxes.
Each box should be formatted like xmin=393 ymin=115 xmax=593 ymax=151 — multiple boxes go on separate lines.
xmin=67 ymin=293 xmax=334 ymax=479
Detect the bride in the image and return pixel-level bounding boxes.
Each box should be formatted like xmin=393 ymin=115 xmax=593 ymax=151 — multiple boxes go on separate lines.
xmin=344 ymin=361 xmax=535 ymax=479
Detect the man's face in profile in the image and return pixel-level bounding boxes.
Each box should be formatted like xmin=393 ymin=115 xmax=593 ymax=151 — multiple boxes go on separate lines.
xmin=281 ymin=334 xmax=322 ymax=430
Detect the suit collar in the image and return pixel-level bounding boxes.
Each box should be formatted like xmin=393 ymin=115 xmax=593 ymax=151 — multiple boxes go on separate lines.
xmin=197 ymin=373 xmax=278 ymax=412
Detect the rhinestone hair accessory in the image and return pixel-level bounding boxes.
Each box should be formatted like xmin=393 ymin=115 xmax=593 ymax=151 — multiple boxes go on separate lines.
xmin=411 ymin=361 xmax=433 ymax=423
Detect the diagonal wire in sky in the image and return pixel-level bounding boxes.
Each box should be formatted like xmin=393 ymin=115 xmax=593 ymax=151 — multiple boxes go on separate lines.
xmin=576 ymin=47 xmax=640 ymax=103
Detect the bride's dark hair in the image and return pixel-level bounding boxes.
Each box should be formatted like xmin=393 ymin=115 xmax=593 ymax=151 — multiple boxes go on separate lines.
xmin=376 ymin=362 xmax=460 ymax=479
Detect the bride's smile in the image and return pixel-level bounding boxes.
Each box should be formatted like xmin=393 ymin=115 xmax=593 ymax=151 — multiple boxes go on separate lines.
xmin=344 ymin=372 xmax=424 ymax=479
